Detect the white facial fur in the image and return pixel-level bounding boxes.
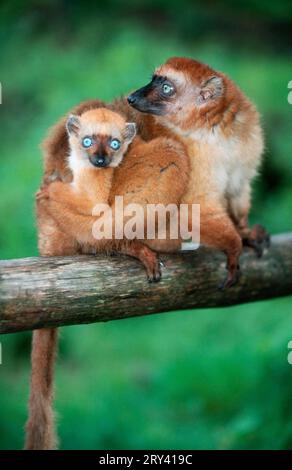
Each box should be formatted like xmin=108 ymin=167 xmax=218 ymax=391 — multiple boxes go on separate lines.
xmin=66 ymin=114 xmax=136 ymax=173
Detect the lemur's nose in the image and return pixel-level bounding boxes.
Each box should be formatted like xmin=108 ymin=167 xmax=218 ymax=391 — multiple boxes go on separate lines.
xmin=91 ymin=155 xmax=108 ymax=168
xmin=127 ymin=93 xmax=137 ymax=105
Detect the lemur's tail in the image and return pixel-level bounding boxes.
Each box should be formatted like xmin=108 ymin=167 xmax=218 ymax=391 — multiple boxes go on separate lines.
xmin=25 ymin=328 xmax=58 ymax=450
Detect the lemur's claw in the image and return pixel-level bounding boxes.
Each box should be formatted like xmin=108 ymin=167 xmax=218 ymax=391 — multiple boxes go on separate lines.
xmin=147 ymin=261 xmax=162 ymax=283
xmin=219 ymin=266 xmax=241 ymax=290
xmin=147 ymin=270 xmax=162 ymax=283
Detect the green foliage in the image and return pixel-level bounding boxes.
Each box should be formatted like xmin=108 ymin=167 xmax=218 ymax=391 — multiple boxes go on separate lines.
xmin=0 ymin=1 xmax=292 ymax=450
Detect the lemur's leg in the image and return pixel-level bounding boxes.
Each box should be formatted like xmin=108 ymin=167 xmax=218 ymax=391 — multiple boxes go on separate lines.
xmin=200 ymin=206 xmax=242 ymax=289
xmin=37 ymin=181 xmax=94 ymax=216
xmin=228 ymin=184 xmax=270 ymax=257
xmin=36 ymin=194 xmax=80 ymax=255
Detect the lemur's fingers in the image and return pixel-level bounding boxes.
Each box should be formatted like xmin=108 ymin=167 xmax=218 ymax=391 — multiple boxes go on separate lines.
xmin=139 ymin=247 xmax=161 ymax=283
xmin=147 ymin=259 xmax=162 ymax=283
xmin=35 ymin=186 xmax=50 ymax=201
xmin=120 ymin=242 xmax=162 ymax=283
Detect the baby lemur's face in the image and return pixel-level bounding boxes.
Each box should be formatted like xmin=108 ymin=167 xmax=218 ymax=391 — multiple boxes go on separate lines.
xmin=127 ymin=57 xmax=224 ymax=131
xmin=66 ymin=108 xmax=136 ymax=168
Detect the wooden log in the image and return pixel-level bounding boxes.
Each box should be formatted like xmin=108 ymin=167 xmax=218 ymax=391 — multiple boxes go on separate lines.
xmin=1 ymin=233 xmax=292 ymax=334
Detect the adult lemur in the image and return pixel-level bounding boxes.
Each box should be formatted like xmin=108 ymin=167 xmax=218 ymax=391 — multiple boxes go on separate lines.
xmin=127 ymin=57 xmax=269 ymax=283
xmin=25 ymin=57 xmax=269 ymax=449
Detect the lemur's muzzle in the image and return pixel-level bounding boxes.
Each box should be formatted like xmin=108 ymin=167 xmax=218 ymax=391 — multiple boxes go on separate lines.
xmin=127 ymin=84 xmax=166 ymax=115
xmin=90 ymin=155 xmax=109 ymax=168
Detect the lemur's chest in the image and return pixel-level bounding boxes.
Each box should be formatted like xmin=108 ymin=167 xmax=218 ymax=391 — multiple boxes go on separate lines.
xmin=71 ymin=168 xmax=113 ymax=204
xmin=185 ymin=129 xmax=249 ymax=198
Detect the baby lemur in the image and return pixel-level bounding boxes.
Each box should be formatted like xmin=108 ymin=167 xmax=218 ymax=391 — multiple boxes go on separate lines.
xmin=38 ymin=106 xmax=168 ymax=281
xmin=26 ymin=104 xmax=189 ymax=450
xmin=40 ymin=106 xmax=189 ymax=263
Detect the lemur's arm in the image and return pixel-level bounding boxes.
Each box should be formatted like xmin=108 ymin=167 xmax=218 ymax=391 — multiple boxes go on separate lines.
xmin=37 ymin=181 xmax=95 ymax=216
xmin=54 ymin=198 xmax=107 ymax=246
xmin=39 ymin=165 xmax=115 ymax=217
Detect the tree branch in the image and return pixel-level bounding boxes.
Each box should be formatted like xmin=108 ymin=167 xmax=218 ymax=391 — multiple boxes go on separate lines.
xmin=1 ymin=233 xmax=292 ymax=334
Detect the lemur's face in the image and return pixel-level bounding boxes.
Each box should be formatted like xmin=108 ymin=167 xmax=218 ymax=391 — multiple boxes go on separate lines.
xmin=127 ymin=57 xmax=224 ymax=131
xmin=127 ymin=74 xmax=175 ymax=116
xmin=78 ymin=133 xmax=125 ymax=168
xmin=67 ymin=108 xmax=136 ymax=168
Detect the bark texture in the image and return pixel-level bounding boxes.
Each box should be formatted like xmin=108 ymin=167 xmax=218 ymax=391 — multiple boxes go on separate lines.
xmin=1 ymin=233 xmax=292 ymax=334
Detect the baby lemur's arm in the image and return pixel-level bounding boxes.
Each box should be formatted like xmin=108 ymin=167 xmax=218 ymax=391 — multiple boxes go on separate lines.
xmin=44 ymin=167 xmax=114 ymax=216
xmin=40 ymin=135 xmax=189 ymax=247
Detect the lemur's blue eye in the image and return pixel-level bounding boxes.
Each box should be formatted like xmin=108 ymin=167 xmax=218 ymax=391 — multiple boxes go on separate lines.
xmin=110 ymin=139 xmax=121 ymax=150
xmin=162 ymin=83 xmax=174 ymax=95
xmin=82 ymin=137 xmax=93 ymax=148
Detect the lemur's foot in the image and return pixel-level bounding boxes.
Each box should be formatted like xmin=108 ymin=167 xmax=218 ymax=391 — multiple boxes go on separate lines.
xmin=142 ymin=247 xmax=162 ymax=282
xmin=146 ymin=256 xmax=162 ymax=283
xmin=121 ymin=243 xmax=162 ymax=283
xmin=243 ymin=224 xmax=270 ymax=258
xmin=219 ymin=264 xmax=241 ymax=290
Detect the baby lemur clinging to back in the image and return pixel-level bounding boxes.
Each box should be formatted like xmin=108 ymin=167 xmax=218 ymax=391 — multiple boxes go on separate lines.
xmin=38 ymin=106 xmax=165 ymax=281
xmin=41 ymin=106 xmax=189 ymax=266
xmin=26 ymin=106 xmax=160 ymax=451
xmin=26 ymin=104 xmax=190 ymax=450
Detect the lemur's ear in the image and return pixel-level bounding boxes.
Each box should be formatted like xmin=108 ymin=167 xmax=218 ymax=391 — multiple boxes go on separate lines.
xmin=66 ymin=115 xmax=80 ymax=136
xmin=197 ymin=76 xmax=224 ymax=104
xmin=124 ymin=122 xmax=136 ymax=142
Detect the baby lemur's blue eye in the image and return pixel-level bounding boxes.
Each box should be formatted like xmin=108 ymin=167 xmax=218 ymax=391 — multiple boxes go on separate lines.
xmin=82 ymin=137 xmax=93 ymax=148
xmin=162 ymin=83 xmax=174 ymax=95
xmin=110 ymin=139 xmax=121 ymax=150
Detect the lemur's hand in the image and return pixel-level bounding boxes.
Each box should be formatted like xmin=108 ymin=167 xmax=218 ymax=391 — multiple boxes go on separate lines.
xmin=46 ymin=181 xmax=67 ymax=202
xmin=35 ymin=183 xmax=50 ymax=201
xmin=36 ymin=169 xmax=65 ymax=201
xmin=36 ymin=181 xmax=67 ymax=203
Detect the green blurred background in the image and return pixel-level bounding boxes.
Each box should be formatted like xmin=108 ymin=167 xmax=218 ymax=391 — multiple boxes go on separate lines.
xmin=1 ymin=0 xmax=292 ymax=450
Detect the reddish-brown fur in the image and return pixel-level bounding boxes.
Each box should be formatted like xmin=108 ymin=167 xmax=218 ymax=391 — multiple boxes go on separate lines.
xmin=126 ymin=57 xmax=269 ymax=275
xmin=27 ymin=57 xmax=269 ymax=449
xmin=26 ymin=101 xmax=189 ymax=450
xmin=25 ymin=329 xmax=58 ymax=450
